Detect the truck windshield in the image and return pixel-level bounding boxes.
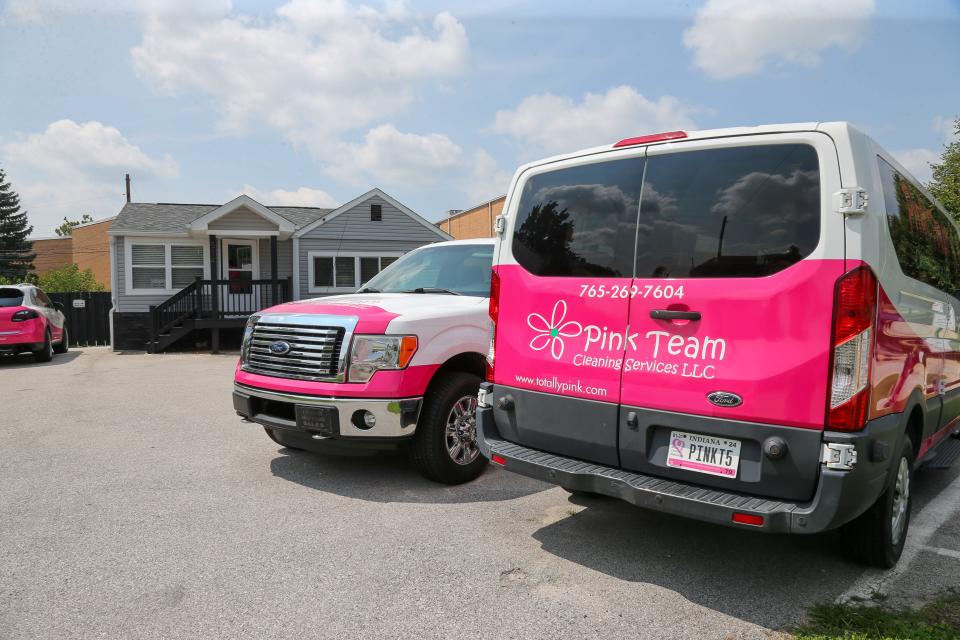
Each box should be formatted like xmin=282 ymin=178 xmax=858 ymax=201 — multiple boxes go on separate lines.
xmin=0 ymin=288 xmax=25 ymax=307
xmin=360 ymin=244 xmax=494 ymax=297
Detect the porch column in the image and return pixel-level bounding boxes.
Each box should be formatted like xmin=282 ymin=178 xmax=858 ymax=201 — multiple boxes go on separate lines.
xmin=270 ymin=235 xmax=279 ymax=304
xmin=209 ymin=234 xmax=219 ymax=353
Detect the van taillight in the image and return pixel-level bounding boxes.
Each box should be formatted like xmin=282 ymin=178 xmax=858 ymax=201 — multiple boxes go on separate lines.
xmin=486 ymin=269 xmax=500 ymax=382
xmin=826 ymin=266 xmax=877 ymax=431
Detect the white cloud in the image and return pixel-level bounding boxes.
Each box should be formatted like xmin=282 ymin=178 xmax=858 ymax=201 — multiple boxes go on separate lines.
xmin=2 ymin=0 xmax=229 ymax=23
xmin=131 ymin=0 xmax=469 ymax=155
xmin=241 ymin=184 xmax=339 ymax=208
xmin=462 ymin=150 xmax=511 ymax=204
xmin=892 ymin=148 xmax=938 ymax=184
xmin=325 ymin=124 xmax=463 ymax=187
xmin=491 ymin=85 xmax=699 ymax=156
xmin=2 ymin=119 xmax=178 ymax=234
xmin=683 ymin=0 xmax=875 ymax=79
xmin=933 ymin=115 xmax=958 ymax=143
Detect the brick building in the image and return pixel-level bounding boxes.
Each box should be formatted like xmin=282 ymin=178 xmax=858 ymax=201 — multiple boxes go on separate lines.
xmin=28 ymin=217 xmax=114 ymax=287
xmin=436 ymin=195 xmax=504 ymax=240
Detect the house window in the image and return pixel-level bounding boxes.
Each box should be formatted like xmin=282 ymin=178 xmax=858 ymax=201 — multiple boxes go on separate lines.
xmin=309 ymin=253 xmax=402 ymax=292
xmin=370 ymin=204 xmax=382 ymax=222
xmin=127 ymin=241 xmax=206 ymax=293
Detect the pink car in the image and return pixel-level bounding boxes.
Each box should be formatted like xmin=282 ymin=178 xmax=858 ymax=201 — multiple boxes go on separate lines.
xmin=479 ymin=123 xmax=960 ymax=568
xmin=0 ymin=285 xmax=68 ymax=362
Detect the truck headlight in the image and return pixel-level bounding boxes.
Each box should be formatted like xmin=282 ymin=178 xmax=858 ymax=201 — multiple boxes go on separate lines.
xmin=241 ymin=314 xmax=259 ymax=364
xmin=348 ymin=335 xmax=418 ymax=383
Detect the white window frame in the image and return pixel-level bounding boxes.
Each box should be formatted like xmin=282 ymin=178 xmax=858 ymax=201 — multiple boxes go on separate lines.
xmin=125 ymin=238 xmax=209 ymax=295
xmin=307 ymin=250 xmax=404 ymax=294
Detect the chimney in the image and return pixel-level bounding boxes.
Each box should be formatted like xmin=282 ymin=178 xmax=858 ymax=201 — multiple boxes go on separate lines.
xmin=125 ymin=173 xmax=131 ymax=203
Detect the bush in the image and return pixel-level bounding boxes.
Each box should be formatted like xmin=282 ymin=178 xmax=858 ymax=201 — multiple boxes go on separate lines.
xmin=37 ymin=264 xmax=105 ymax=292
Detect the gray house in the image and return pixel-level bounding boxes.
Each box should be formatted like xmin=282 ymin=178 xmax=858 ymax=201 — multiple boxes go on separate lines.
xmin=107 ymin=188 xmax=450 ymax=351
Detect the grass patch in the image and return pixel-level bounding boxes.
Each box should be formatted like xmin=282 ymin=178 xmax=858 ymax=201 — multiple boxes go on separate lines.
xmin=794 ymin=591 xmax=960 ymax=639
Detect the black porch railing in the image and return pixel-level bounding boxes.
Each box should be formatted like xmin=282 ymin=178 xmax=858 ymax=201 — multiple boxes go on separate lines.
xmin=148 ymin=277 xmax=291 ymax=351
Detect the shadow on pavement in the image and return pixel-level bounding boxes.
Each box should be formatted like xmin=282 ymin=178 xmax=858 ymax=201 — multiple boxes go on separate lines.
xmin=0 ymin=350 xmax=81 ymax=369
xmin=532 ymin=494 xmax=865 ymax=630
xmin=269 ymin=446 xmax=551 ymax=504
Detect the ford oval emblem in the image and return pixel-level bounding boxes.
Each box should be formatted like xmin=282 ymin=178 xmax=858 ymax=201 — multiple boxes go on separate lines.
xmin=268 ymin=340 xmax=291 ymax=355
xmin=707 ymin=391 xmax=742 ymax=408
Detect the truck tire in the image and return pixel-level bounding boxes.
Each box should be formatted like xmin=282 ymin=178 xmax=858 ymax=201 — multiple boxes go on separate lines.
xmin=411 ymin=371 xmax=487 ymax=485
xmin=840 ymin=435 xmax=914 ymax=568
xmin=33 ymin=331 xmax=53 ymax=363
xmin=264 ymin=427 xmax=306 ymax=451
xmin=53 ymin=327 xmax=69 ymax=354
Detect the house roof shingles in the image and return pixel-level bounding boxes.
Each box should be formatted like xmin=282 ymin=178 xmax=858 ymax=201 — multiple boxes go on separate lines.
xmin=110 ymin=202 xmax=333 ymax=234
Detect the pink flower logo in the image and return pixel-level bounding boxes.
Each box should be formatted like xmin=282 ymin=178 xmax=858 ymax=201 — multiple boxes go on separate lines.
xmin=527 ymin=300 xmax=583 ymax=360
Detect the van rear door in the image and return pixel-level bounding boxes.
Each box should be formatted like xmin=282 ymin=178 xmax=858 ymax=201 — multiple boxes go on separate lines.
xmin=617 ymin=134 xmax=846 ymax=501
xmin=492 ymin=154 xmax=644 ymax=466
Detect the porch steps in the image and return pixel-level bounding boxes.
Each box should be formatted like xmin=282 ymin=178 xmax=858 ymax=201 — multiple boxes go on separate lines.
xmin=924 ymin=435 xmax=960 ymax=470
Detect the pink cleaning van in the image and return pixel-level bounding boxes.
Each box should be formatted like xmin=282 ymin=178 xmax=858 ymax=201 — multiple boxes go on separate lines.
xmin=477 ymin=123 xmax=960 ymax=567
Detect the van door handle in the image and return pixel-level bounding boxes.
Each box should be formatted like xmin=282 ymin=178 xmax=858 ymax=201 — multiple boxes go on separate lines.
xmin=626 ymin=411 xmax=639 ymax=430
xmin=650 ymin=309 xmax=701 ymax=321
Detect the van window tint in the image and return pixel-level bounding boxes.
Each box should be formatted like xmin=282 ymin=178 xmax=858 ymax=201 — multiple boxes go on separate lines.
xmin=512 ymin=157 xmax=644 ymax=277
xmin=637 ymin=144 xmax=820 ymax=278
xmin=878 ymin=156 xmax=960 ymax=293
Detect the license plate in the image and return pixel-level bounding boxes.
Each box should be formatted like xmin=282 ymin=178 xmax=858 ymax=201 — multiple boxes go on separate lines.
xmin=666 ymin=430 xmax=741 ymax=478
xmin=295 ymin=405 xmax=339 ymax=437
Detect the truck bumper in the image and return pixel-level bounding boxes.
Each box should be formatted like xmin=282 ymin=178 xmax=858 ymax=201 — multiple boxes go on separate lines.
xmin=233 ymin=383 xmax=422 ymax=444
xmin=477 ymin=386 xmax=899 ymax=535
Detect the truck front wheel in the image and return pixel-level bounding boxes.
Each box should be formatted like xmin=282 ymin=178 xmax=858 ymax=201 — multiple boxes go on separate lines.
xmin=411 ymin=371 xmax=487 ymax=485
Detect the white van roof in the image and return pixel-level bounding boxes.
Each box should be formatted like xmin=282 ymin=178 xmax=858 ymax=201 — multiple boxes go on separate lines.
xmin=519 ymin=121 xmax=860 ymax=171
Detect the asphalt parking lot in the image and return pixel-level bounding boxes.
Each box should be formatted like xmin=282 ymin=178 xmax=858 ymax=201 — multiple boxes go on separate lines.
xmin=3 ymin=347 xmax=960 ymax=639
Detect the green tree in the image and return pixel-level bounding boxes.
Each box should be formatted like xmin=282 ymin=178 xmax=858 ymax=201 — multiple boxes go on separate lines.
xmin=55 ymin=214 xmax=94 ymax=237
xmin=37 ymin=263 xmax=104 ymax=292
xmin=929 ymin=115 xmax=960 ymax=218
xmin=0 ymin=168 xmax=35 ymax=281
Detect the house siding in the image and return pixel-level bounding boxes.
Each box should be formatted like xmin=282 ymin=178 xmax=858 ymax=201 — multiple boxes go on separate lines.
xmin=295 ymin=195 xmax=445 ymax=298
xmin=209 ymin=207 xmax=278 ymax=231
xmin=300 ymin=196 xmax=443 ymax=242
xmin=259 ymin=238 xmax=293 ymax=282
xmin=114 ymin=236 xmax=207 ymax=313
xmin=297 ymin=238 xmax=431 ymax=298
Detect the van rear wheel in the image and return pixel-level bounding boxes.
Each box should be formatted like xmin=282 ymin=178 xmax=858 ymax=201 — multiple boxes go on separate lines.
xmin=840 ymin=436 xmax=913 ymax=568
xmin=411 ymin=371 xmax=487 ymax=485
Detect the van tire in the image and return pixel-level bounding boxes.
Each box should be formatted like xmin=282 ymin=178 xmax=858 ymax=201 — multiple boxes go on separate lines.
xmin=33 ymin=331 xmax=53 ymax=363
xmin=411 ymin=371 xmax=487 ymax=485
xmin=264 ymin=427 xmax=306 ymax=451
xmin=53 ymin=327 xmax=69 ymax=354
xmin=840 ymin=436 xmax=914 ymax=568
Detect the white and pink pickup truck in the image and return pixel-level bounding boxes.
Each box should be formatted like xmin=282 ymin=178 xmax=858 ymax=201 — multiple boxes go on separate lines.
xmin=233 ymin=239 xmax=494 ymax=484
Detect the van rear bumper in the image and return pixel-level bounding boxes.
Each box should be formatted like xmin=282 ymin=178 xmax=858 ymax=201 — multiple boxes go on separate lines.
xmin=477 ymin=388 xmax=900 ymax=534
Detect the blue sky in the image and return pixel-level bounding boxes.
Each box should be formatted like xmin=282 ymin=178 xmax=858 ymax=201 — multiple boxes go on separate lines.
xmin=0 ymin=0 xmax=958 ymax=237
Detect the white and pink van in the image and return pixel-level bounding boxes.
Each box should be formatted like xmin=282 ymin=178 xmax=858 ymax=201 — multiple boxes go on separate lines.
xmin=478 ymin=122 xmax=960 ymax=567
xmin=234 ymin=239 xmax=494 ymax=485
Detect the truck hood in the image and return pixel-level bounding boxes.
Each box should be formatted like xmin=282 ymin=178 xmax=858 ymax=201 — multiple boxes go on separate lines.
xmin=260 ymin=293 xmax=489 ymax=334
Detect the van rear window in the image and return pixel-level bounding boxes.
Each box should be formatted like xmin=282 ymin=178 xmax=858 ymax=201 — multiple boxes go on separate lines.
xmin=511 ymin=144 xmax=821 ymax=279
xmin=0 ymin=288 xmax=25 ymax=307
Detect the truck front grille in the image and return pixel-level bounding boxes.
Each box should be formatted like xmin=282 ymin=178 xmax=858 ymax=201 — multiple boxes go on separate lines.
xmin=244 ymin=320 xmax=346 ymax=381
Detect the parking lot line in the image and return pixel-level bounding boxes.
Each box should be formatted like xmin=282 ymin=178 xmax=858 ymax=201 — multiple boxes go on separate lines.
xmin=838 ymin=470 xmax=960 ymax=602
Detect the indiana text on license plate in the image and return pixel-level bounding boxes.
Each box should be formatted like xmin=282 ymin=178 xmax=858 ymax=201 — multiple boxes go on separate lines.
xmin=667 ymin=431 xmax=741 ymax=478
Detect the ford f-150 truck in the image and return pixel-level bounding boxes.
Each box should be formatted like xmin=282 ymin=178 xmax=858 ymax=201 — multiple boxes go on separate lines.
xmin=233 ymin=239 xmax=494 ymax=484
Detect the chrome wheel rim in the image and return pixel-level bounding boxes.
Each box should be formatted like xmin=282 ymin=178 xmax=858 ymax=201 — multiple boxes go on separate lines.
xmin=891 ymin=456 xmax=910 ymax=546
xmin=445 ymin=395 xmax=479 ymax=466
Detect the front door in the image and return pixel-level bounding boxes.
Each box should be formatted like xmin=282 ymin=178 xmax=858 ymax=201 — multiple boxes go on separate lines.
xmin=220 ymin=239 xmax=259 ymax=316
